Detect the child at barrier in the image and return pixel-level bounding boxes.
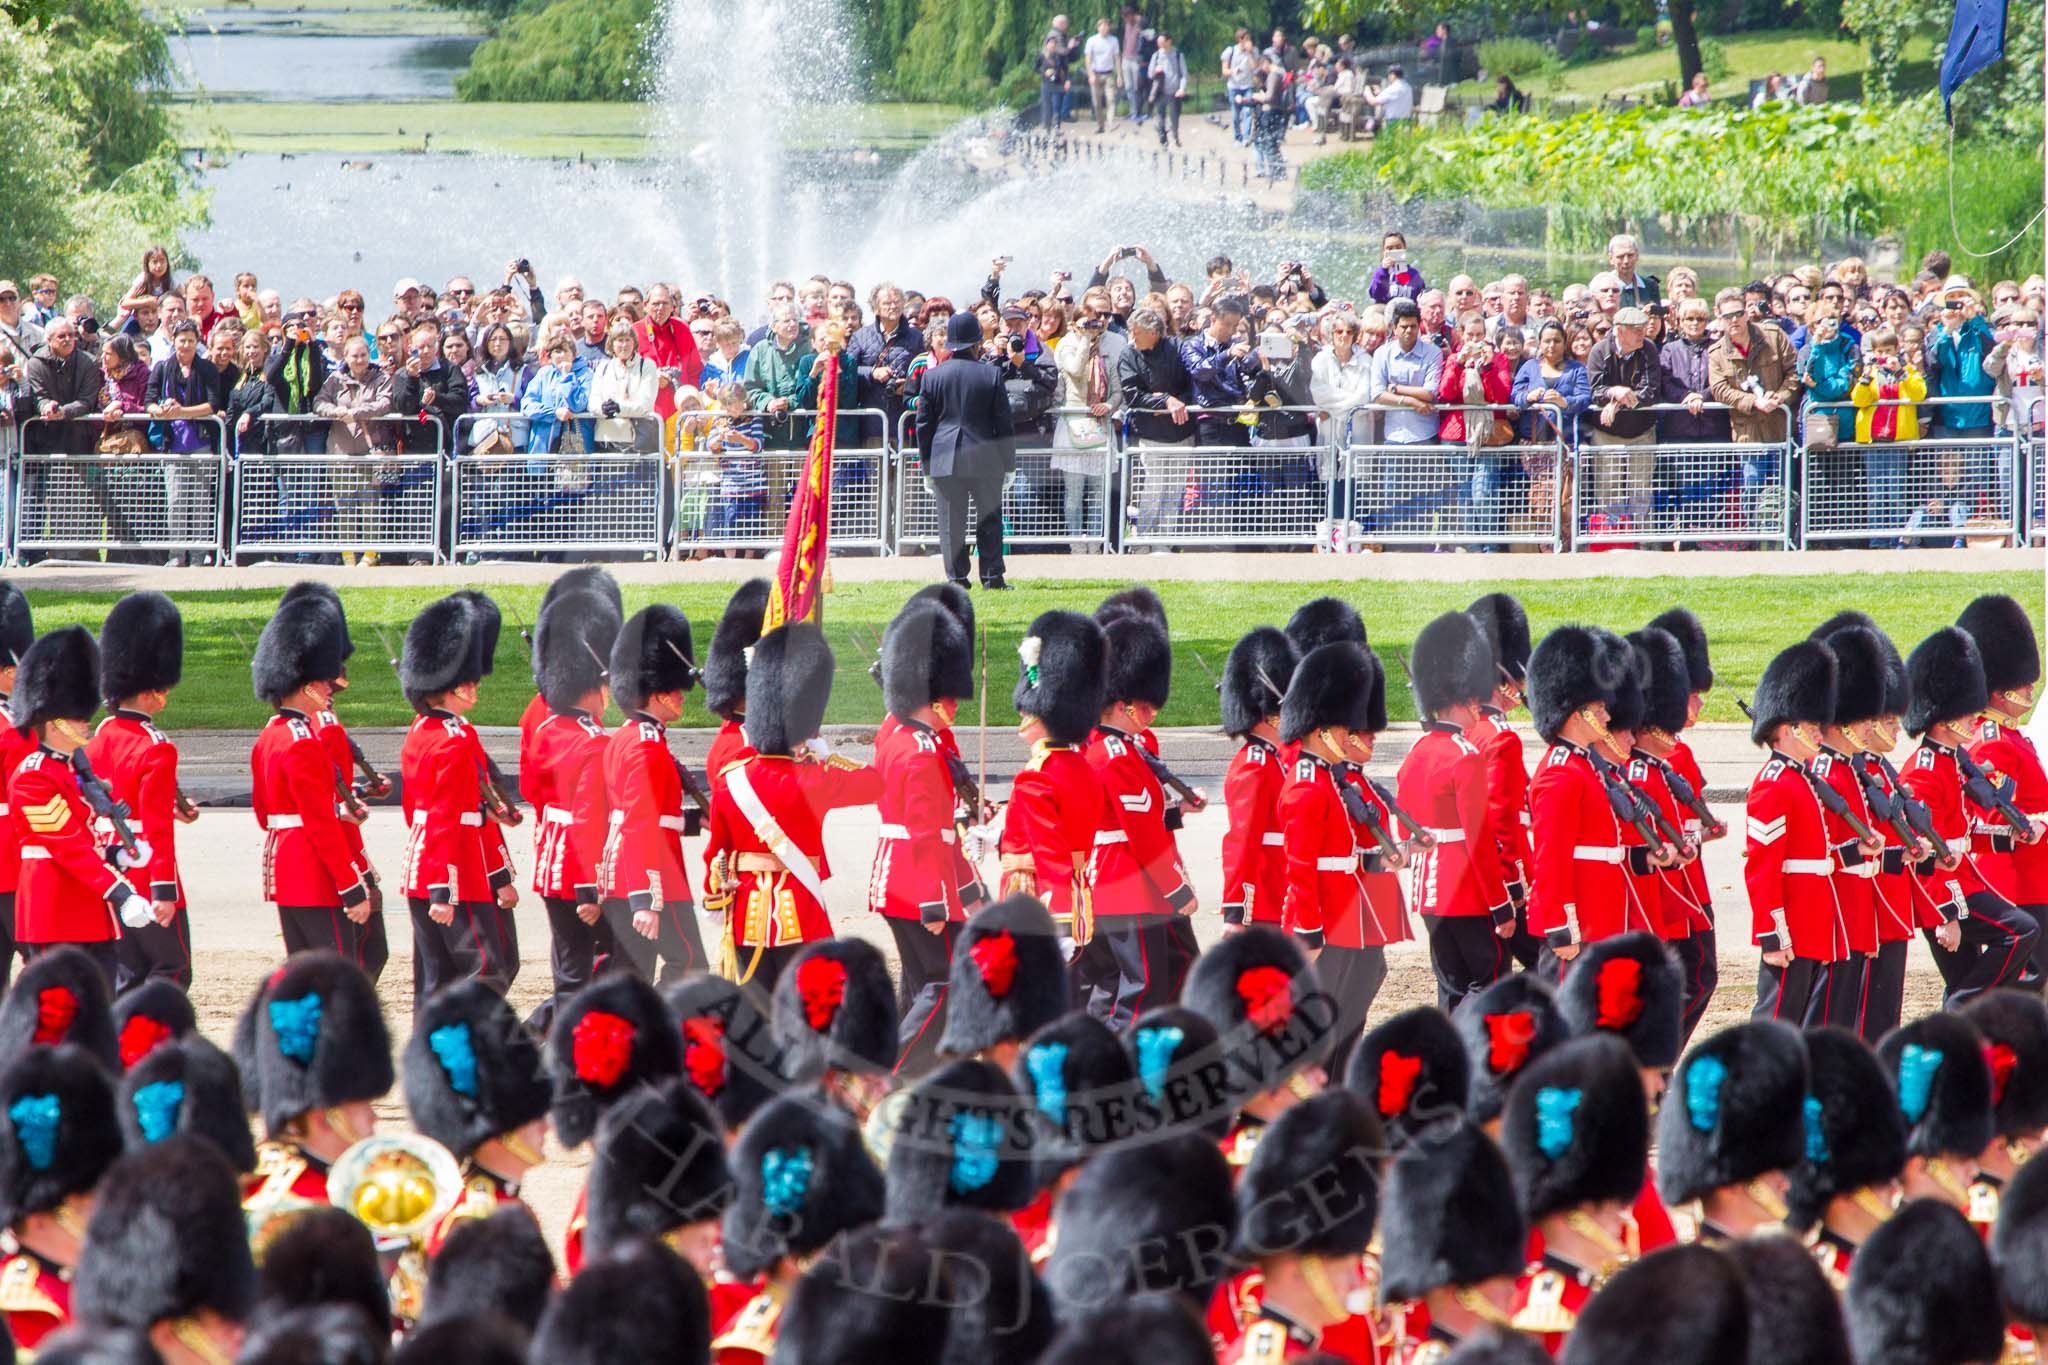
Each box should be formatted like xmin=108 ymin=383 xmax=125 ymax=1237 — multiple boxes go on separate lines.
xmin=702 ymin=382 xmax=767 ymax=556
xmin=1850 ymin=329 xmax=1934 ymax=548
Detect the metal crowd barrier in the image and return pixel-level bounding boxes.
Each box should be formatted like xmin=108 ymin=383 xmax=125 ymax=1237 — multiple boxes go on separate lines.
xmin=892 ymin=409 xmax=1117 ymax=555
xmin=2027 ymin=398 xmax=2046 ymax=545
xmin=1340 ymin=405 xmax=1566 ymax=552
xmin=1120 ymin=406 xmax=1333 ymax=550
xmin=15 ymin=416 xmax=227 ymax=562
xmin=671 ymin=406 xmax=889 ymax=557
xmin=1800 ymin=394 xmax=2016 ymax=548
xmin=450 ymin=413 xmax=663 ymax=559
xmin=1571 ymin=403 xmax=1791 ymax=549
xmin=231 ymin=414 xmax=444 ymax=563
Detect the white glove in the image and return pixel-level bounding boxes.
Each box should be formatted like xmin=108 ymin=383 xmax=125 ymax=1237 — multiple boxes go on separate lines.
xmin=961 ymin=822 xmax=999 ymax=866
xmin=116 ymin=891 xmax=153 ymax=929
xmin=803 ymin=736 xmax=833 ymax=762
xmin=114 ymin=838 xmax=154 ymax=870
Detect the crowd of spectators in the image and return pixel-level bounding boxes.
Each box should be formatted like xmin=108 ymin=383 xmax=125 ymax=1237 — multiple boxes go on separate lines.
xmin=0 ymin=228 xmax=2037 ymax=563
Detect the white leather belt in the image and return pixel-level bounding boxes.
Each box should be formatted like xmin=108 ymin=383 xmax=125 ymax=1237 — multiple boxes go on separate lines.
xmin=1093 ymin=830 xmax=1128 ymax=846
xmin=658 ymin=815 xmax=686 ymax=833
xmin=1423 ymin=827 xmax=1466 ymax=844
xmin=267 ymin=815 xmax=304 ymax=829
xmin=879 ymin=824 xmax=957 ymax=844
xmin=1572 ymin=846 xmax=1624 ymax=863
xmin=19 ymin=847 xmax=48 ymax=860
xmin=1315 ymin=855 xmax=1356 ymax=871
xmin=1782 ymin=858 xmax=1834 ymax=875
xmin=1519 ymin=811 xmax=1532 ymax=827
xmin=543 ymin=805 xmax=574 ymax=826
xmin=0 ymin=804 xmax=12 ymax=816
xmin=1839 ymin=861 xmax=1879 ymax=879
xmin=413 ymin=811 xmax=484 ymax=827
xmin=1261 ymin=832 xmax=1284 ymax=846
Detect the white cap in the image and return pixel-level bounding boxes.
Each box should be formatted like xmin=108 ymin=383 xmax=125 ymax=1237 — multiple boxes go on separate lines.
xmin=392 ymin=277 xmax=424 ymax=298
xmin=1942 ymin=274 xmax=1975 ymax=297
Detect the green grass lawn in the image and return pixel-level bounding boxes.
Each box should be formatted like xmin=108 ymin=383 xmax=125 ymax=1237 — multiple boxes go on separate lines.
xmin=1457 ymin=28 xmax=1938 ymax=103
xmin=22 ymin=573 xmax=2038 ymax=732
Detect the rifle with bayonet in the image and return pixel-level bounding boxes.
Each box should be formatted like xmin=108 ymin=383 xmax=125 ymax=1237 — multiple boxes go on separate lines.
xmin=1643 ymin=749 xmax=1727 ymax=839
xmin=72 ymin=749 xmax=144 ymax=863
xmin=1734 ymin=695 xmax=1883 ymax=845
xmin=1585 ymin=743 xmax=1672 ymax=858
xmin=1869 ymin=750 xmax=1960 ymax=869
xmin=1953 ymin=743 xmax=2037 ymax=842
xmin=1846 ymin=752 xmax=1934 ymax=866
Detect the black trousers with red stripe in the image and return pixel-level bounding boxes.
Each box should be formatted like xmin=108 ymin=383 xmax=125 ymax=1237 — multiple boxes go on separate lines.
xmin=529 ymin=895 xmax=616 ymax=1036
xmin=600 ymin=898 xmax=704 ymax=990
xmin=887 ymin=917 xmax=957 ymax=1080
xmin=1753 ymin=955 xmax=1830 ymax=1026
xmin=1071 ymin=919 xmax=1175 ymax=1030
xmin=22 ymin=938 xmax=117 ymax=988
xmin=1425 ymin=915 xmax=1510 ymax=1014
xmin=280 ymin=903 xmax=364 ymax=966
xmin=1861 ymin=939 xmax=1908 ymax=1042
xmin=114 ymin=906 xmax=191 ymax=994
xmin=1317 ymin=943 xmax=1388 ymax=1082
xmin=1928 ymin=891 xmax=2039 ymax=1006
xmin=1672 ymin=926 xmax=1719 ymax=1045
xmin=409 ymin=897 xmax=520 ymax=1010
xmin=1817 ymin=952 xmax=1869 ymax=1033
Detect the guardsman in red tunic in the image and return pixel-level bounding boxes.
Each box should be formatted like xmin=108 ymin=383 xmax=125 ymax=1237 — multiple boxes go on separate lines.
xmin=998 ymin=611 xmax=1105 ymax=958
xmin=702 ymin=579 xmax=772 ymax=813
xmin=1500 ymin=1033 xmax=1649 ymax=1355
xmin=1959 ymin=594 xmax=2048 ymax=972
xmin=1220 ymin=626 xmax=1300 ymax=933
xmin=1787 ymin=1026 xmax=1908 ymax=1290
xmin=240 ymin=950 xmax=392 ymax=1215
xmin=1640 ymin=610 xmax=1723 ymax=1042
xmin=713 ymin=1092 xmax=883 ymax=1365
xmin=1279 ymin=641 xmax=1405 ymax=1079
xmin=582 ymin=1077 xmax=733 ymax=1282
xmin=251 ymin=594 xmax=374 ymax=968
xmin=399 ymin=595 xmax=519 ymax=1009
xmin=518 ymin=567 xmax=624 ymax=920
xmin=871 ymin=599 xmax=976 ymax=1075
xmin=706 ymin=623 xmax=881 ymax=997
xmin=1962 ymin=990 xmax=2048 ymax=1240
xmin=0 ymin=1043 xmax=119 ymax=1351
xmin=86 ymin=592 xmax=194 ymax=993
xmin=523 ymin=588 xmax=622 ymax=1031
xmin=1656 ymin=1020 xmax=1806 ymax=1243
xmin=1468 ymin=593 xmax=1539 ymax=969
xmin=1808 ymin=626 xmax=1897 ymax=1032
xmin=0 ymin=582 xmax=37 ymax=984
xmin=1904 ymin=627 xmax=2040 ymax=1005
xmin=1382 ymin=1119 xmax=1526 ymax=1363
xmin=1077 ymin=610 xmax=1196 ymax=1028
xmin=8 ymin=628 xmax=153 ymax=981
xmin=1399 ymin=610 xmax=1515 ymax=1012
xmin=1626 ymin=629 xmax=1710 ymax=1002
xmin=401 ymin=979 xmax=552 ymax=1256
xmin=1525 ymin=626 xmax=1636 ymax=977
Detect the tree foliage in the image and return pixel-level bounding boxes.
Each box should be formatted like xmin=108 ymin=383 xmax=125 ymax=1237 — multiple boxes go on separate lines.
xmin=1838 ymin=0 xmax=1925 ymax=99
xmin=456 ymin=0 xmax=656 ymax=101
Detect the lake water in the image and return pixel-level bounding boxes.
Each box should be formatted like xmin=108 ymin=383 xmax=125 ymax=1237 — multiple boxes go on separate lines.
xmin=175 ymin=28 xmax=481 ymax=100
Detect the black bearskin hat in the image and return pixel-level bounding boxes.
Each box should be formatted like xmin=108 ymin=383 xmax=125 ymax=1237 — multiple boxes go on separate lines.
xmin=701 ymin=578 xmax=770 ymax=721
xmin=744 ymin=622 xmax=831 ymax=756
xmin=0 ymin=944 xmax=118 ymax=1069
xmin=1846 ymin=1198 xmax=2004 ymax=1365
xmin=419 ymin=1207 xmax=556 ymax=1336
xmin=1655 ymin=1020 xmax=1808 ymax=1205
xmin=1458 ymin=973 xmax=1570 ymax=1126
xmin=1279 ymin=641 xmax=1381 ymax=745
xmin=1126 ymin=1005 xmax=1235 ymax=1141
xmin=1285 ymin=597 xmax=1365 ymax=654
xmin=534 ymin=588 xmax=622 ymax=712
xmin=97 ymin=592 xmax=181 ymax=701
xmin=908 ymin=581 xmax=974 ymax=635
xmin=110 ymin=978 xmax=196 ymax=1071
xmin=119 ymin=1036 xmax=256 ymax=1174
xmin=252 ymin=595 xmax=349 ymax=703
xmin=1878 ymin=1009 xmax=1994 ymax=1161
xmin=1502 ymin=1034 xmax=1647 ymax=1221
xmin=1220 ymin=626 xmax=1297 ymax=737
xmin=1411 ymin=609 xmax=1496 ymax=715
xmin=547 ymin=973 xmax=681 ymax=1149
xmin=238 ymin=1303 xmax=387 ymax=1365
xmin=73 ymin=1135 xmax=256 ymax=1331
xmin=403 ymin=980 xmax=552 ymax=1161
xmin=1237 ymin=1089 xmax=1385 ymax=1263
xmin=609 ymin=604 xmax=697 ymax=713
xmin=585 ymin=1079 xmax=732 ymax=1260
xmin=1606 ymin=636 xmax=1646 ymax=734
xmin=1380 ymin=1117 xmax=1525 ymax=1301
xmin=0 ymin=579 xmax=32 ymax=667
xmin=539 ymin=565 xmax=623 ymax=616
xmin=1627 ymin=626 xmax=1691 ymax=736
xmin=0 ymin=1043 xmax=121 ymax=1226
xmin=1555 ymin=930 xmax=1684 ymax=1069
xmin=1750 ymin=640 xmax=1837 ymax=746
xmin=1184 ymin=927 xmax=1333 ymax=1101
xmin=528 ymin=1238 xmax=707 ymax=1365
xmin=1012 ymin=1011 xmax=1138 ymax=1184
xmin=881 ymin=599 xmax=973 ymax=722
xmin=779 ymin=1224 xmax=951 ymax=1365
xmin=1097 ymin=585 xmax=1166 ymax=629
xmin=1957 ymin=592 xmax=2041 ymax=694
xmin=940 ymin=894 xmax=1070 ymax=1057
xmin=1036 ymin=1294 xmax=1216 ymax=1365
xmin=1647 ymin=606 xmax=1713 ymax=693
xmin=1441 ymin=1332 xmax=1554 ymax=1365
xmin=773 ymin=937 xmax=898 ymax=1081
xmin=1042 ymin=1131 xmax=1236 ymax=1313
xmin=450 ymin=590 xmax=502 ymax=678
xmin=1820 ymin=624 xmax=1892 ymax=728
xmin=1993 ymin=1152 xmax=2048 ymax=1326
xmin=662 ymin=974 xmax=784 ymax=1133
xmin=1346 ymin=1006 xmax=1471 ymax=1151
xmin=1013 ymin=611 xmax=1105 ymax=747
xmin=1723 ymin=1234 xmax=1853 ymax=1365
xmin=253 ymin=1205 xmax=387 ymax=1331
xmin=882 ymin=1059 xmax=1037 ymax=1224
xmin=1964 ymin=988 xmax=2048 ymax=1140
xmin=1560 ymin=1244 xmax=1748 ymax=1365
xmin=1468 ymin=592 xmax=1531 ymax=684
xmin=1527 ymin=624 xmax=1630 ymax=745
xmin=400 ymin=596 xmax=481 ymax=709
xmin=1100 ymin=611 xmax=1171 ymax=709
xmin=925 ymin=1210 xmax=1057 ymax=1365
xmin=13 ymin=625 xmax=99 ymax=732
xmin=722 ymin=1092 xmax=884 ymax=1280
xmin=247 ymin=950 xmax=392 ymax=1135
xmin=1787 ymin=1027 xmax=1907 ymax=1234
xmin=1905 ymin=626 xmax=1989 ymax=736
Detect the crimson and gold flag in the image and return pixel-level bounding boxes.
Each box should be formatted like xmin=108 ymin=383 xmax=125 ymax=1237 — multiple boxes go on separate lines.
xmin=763 ymin=341 xmax=840 ymax=630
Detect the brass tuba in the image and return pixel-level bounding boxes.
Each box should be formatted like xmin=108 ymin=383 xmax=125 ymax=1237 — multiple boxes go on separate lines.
xmin=327 ymin=1133 xmax=462 ymax=1324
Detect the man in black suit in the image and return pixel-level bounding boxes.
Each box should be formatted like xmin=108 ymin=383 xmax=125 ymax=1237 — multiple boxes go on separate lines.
xmin=916 ymin=311 xmax=1016 ymax=589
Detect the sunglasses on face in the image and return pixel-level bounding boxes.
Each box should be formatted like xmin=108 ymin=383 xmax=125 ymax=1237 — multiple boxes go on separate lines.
xmin=378 ymin=332 xmax=402 ymax=343
xmin=341 ymin=301 xmax=364 ymax=311
xmin=0 ymin=294 xmax=16 ymax=303
xmin=1718 ymin=311 xmax=1743 ymax=323
xmin=449 ymin=288 xmax=474 ymax=298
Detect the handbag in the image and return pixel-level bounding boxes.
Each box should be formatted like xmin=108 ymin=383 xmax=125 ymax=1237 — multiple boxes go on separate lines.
xmin=1805 ymin=405 xmax=1839 ymax=451
xmin=1485 ymin=416 xmax=1519 ymax=447
xmin=97 ymin=425 xmax=146 ymax=455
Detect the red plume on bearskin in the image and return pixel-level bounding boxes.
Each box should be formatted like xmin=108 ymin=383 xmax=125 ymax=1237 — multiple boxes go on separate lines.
xmin=1485 ymin=1011 xmax=1539 ymax=1075
xmin=1237 ymin=965 xmax=1295 ymax=1034
xmin=1987 ymin=1042 xmax=2019 ymax=1106
xmin=35 ymin=988 xmax=78 ymax=1046
xmin=1595 ymin=958 xmax=1645 ymax=1030
xmin=796 ymin=955 xmax=848 ymax=1031
xmin=120 ymin=1015 xmax=175 ymax=1068
xmin=683 ymin=1017 xmax=727 ymax=1097
xmin=1378 ymin=1051 xmax=1422 ymax=1117
xmin=572 ymin=1011 xmax=636 ymax=1088
xmin=970 ymin=932 xmax=1019 ymax=998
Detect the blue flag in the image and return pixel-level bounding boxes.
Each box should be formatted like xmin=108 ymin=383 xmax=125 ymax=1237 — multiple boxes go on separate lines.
xmin=1939 ymin=0 xmax=2007 ymax=120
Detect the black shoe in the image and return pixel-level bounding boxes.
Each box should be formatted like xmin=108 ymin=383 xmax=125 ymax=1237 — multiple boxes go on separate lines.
xmin=948 ymin=577 xmax=972 ymax=590
xmin=981 ymin=576 xmax=1014 ymax=591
